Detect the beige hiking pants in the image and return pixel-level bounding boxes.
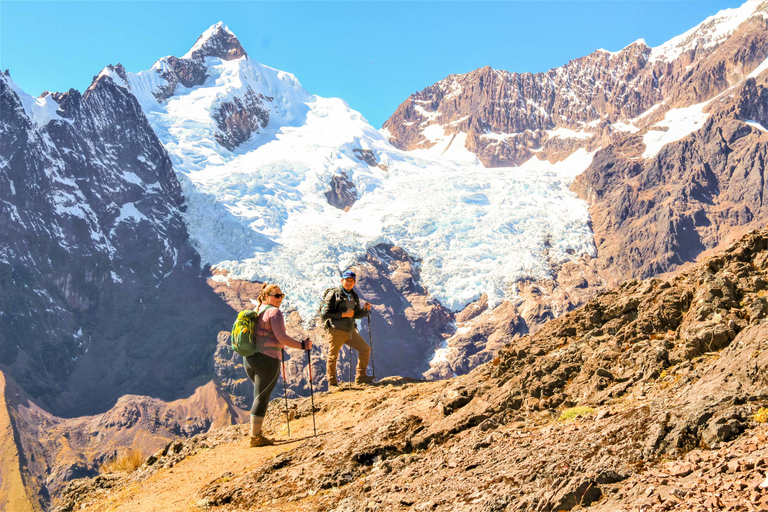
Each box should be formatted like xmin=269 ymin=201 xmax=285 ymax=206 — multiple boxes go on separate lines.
xmin=325 ymin=328 xmax=370 ymax=383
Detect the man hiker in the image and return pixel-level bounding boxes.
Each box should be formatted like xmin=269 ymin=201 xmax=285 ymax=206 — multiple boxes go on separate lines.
xmin=320 ymin=270 xmax=375 ymax=388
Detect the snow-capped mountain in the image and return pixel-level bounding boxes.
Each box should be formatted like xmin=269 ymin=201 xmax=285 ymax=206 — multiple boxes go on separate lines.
xmin=101 ymin=22 xmax=596 ymax=321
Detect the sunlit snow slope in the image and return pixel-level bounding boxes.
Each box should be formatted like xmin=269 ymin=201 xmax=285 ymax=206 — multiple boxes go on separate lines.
xmin=108 ymin=24 xmax=596 ymax=319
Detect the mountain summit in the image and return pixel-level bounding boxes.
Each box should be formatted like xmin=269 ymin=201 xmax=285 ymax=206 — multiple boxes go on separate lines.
xmin=182 ymin=22 xmax=247 ymax=61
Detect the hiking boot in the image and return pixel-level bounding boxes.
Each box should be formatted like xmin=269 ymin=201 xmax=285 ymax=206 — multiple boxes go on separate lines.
xmin=249 ymin=433 xmax=274 ymax=447
xmin=355 ymin=375 xmax=375 ymax=386
xmin=328 ymin=381 xmax=340 ymax=391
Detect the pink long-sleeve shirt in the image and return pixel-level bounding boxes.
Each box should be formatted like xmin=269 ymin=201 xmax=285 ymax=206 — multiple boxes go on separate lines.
xmin=255 ymin=306 xmax=301 ymax=360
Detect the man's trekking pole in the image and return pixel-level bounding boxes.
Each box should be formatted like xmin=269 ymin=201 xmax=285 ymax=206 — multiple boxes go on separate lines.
xmin=348 ymin=333 xmax=353 ymax=390
xmin=367 ymin=311 xmax=376 ymax=382
xmin=347 ymin=342 xmax=352 ymax=389
xmin=305 ymin=344 xmax=317 ymax=436
xmin=280 ymin=349 xmax=291 ymax=437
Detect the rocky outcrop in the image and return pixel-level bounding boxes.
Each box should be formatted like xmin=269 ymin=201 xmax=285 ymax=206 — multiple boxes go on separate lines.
xmin=324 ymin=173 xmax=358 ymax=211
xmin=212 ymin=89 xmax=272 ymax=150
xmin=426 ymin=254 xmax=608 ymax=380
xmin=154 ymin=56 xmax=209 ymax=102
xmin=186 ymin=22 xmax=246 ymax=62
xmin=152 ymin=22 xmax=246 ymax=103
xmin=352 ymin=148 xmax=378 ymax=166
xmin=55 ymin=227 xmax=768 ymax=512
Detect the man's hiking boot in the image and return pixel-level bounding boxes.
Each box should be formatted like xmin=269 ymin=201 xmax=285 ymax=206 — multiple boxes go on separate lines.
xmin=328 ymin=381 xmax=340 ymax=391
xmin=249 ymin=433 xmax=275 ymax=447
xmin=355 ymin=375 xmax=375 ymax=386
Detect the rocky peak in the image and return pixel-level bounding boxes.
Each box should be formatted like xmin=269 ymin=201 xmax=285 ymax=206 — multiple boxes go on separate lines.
xmin=182 ymin=22 xmax=247 ymax=61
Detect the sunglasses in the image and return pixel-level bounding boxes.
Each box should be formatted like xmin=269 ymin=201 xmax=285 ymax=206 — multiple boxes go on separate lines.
xmin=269 ymin=293 xmax=285 ymax=299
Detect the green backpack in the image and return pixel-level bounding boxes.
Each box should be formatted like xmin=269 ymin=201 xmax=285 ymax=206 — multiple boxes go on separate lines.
xmin=230 ymin=305 xmax=272 ymax=357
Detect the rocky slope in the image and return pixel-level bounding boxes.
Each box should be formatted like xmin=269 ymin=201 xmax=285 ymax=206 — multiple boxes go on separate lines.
xmin=54 ymin=226 xmax=768 ymax=512
xmin=573 ymin=71 xmax=768 ymax=284
xmin=0 ymin=370 xmax=247 ymax=512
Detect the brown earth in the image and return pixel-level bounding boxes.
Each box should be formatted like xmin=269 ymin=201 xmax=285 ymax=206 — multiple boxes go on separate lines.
xmin=0 ymin=372 xmax=39 ymax=512
xmin=55 ymin=227 xmax=768 ymax=512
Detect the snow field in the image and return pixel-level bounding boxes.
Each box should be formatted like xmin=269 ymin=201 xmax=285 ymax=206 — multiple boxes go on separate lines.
xmin=115 ymin=38 xmax=597 ymax=323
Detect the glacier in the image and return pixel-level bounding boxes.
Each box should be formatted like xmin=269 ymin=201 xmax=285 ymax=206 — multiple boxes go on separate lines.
xmin=102 ymin=24 xmax=597 ymax=321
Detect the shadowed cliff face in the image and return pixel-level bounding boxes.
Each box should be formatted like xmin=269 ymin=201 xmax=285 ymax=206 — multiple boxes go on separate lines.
xmin=54 ymin=227 xmax=768 ymax=512
xmin=0 ymin=71 xmax=233 ymax=417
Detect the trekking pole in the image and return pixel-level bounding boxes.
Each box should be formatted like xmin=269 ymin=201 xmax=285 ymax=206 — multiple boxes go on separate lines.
xmin=367 ymin=311 xmax=376 ymax=382
xmin=280 ymin=349 xmax=291 ymax=437
xmin=347 ymin=343 xmax=352 ymax=390
xmin=305 ymin=345 xmax=317 ymax=436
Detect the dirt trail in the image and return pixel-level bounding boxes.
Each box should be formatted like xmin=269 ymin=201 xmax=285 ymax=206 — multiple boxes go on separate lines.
xmin=79 ymin=384 xmax=388 ymax=512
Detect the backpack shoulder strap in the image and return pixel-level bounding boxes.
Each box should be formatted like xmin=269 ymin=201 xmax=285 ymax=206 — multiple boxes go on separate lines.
xmin=256 ymin=303 xmax=275 ymax=318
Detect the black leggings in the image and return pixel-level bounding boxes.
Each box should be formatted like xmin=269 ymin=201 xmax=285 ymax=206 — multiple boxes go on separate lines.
xmin=243 ymin=352 xmax=280 ymax=417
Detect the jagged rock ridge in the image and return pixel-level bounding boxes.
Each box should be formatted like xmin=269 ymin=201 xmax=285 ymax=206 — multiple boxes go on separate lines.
xmin=384 ymin=1 xmax=768 ymax=167
xmin=421 ymin=1 xmax=768 ymax=379
xmin=573 ymin=72 xmax=768 ymax=283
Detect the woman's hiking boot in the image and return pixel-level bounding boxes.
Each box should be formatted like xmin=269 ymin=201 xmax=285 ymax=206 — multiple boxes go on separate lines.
xmin=248 ymin=415 xmax=273 ymax=446
xmin=249 ymin=432 xmax=275 ymax=447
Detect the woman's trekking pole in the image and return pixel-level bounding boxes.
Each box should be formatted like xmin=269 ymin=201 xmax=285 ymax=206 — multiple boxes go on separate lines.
xmin=367 ymin=311 xmax=376 ymax=382
xmin=281 ymin=349 xmax=291 ymax=437
xmin=305 ymin=346 xmax=317 ymax=436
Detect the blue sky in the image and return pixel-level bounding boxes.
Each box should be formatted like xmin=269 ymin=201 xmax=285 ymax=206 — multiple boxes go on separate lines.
xmin=1 ymin=1 xmax=744 ymax=128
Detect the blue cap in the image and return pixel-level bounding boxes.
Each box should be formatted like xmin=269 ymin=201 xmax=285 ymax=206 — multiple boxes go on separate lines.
xmin=342 ymin=270 xmax=356 ymax=280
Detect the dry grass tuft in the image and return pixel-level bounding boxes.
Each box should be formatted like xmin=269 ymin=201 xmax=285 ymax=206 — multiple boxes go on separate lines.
xmin=754 ymin=407 xmax=768 ymax=423
xmin=559 ymin=406 xmax=596 ymax=421
xmin=101 ymin=446 xmax=147 ymax=474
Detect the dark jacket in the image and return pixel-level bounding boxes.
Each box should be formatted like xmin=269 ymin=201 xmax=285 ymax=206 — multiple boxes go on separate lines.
xmin=320 ymin=286 xmax=367 ymax=332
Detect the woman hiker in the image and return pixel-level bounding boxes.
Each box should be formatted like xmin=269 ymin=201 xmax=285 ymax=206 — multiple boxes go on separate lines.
xmin=244 ymin=283 xmax=311 ymax=447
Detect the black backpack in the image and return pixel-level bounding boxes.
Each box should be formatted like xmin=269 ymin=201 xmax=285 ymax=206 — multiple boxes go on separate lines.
xmin=318 ymin=287 xmax=341 ymax=326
